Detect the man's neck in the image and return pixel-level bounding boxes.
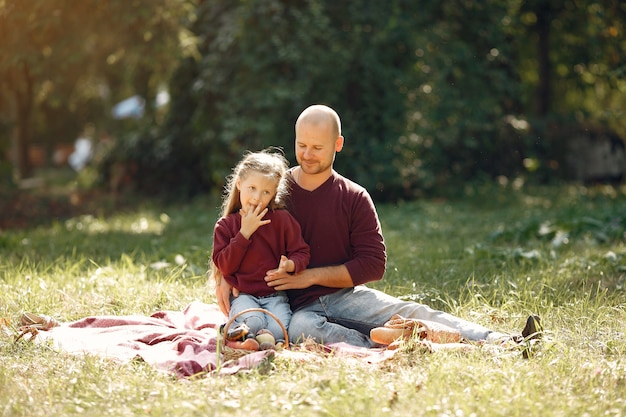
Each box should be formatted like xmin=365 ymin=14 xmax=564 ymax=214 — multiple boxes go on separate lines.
xmin=294 ymin=167 xmax=332 ymax=191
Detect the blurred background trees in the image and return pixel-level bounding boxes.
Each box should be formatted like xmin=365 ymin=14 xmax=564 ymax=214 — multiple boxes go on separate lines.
xmin=1 ymin=0 xmax=624 ymax=202
xmin=0 ymin=0 xmax=193 ymax=181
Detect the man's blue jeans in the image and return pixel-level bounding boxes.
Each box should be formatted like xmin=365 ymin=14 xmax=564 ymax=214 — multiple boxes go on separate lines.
xmin=230 ymin=291 xmax=290 ymax=343
xmin=288 ymin=286 xmax=506 ymax=347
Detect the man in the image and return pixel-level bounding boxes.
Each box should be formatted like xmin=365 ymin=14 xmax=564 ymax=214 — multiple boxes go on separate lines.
xmin=216 ymin=104 xmax=539 ymax=347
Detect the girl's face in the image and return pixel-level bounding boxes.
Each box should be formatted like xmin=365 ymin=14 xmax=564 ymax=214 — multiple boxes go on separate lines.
xmin=236 ymin=172 xmax=278 ymax=210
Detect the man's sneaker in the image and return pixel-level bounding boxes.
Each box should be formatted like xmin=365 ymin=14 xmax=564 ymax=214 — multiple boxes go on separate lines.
xmin=521 ymin=315 xmax=542 ymax=340
xmin=521 ymin=315 xmax=542 ymax=359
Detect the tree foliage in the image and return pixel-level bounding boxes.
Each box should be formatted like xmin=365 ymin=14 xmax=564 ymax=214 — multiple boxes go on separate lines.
xmin=130 ymin=0 xmax=420 ymax=199
xmin=398 ymin=0 xmax=525 ymax=191
xmin=146 ymin=0 xmax=624 ymax=201
xmin=396 ymin=0 xmax=626 ymax=193
xmin=2 ymin=0 xmax=624 ymax=200
xmin=0 ymin=0 xmax=192 ymax=180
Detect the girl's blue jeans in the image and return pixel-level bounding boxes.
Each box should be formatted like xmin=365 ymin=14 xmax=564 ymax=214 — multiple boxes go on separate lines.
xmin=229 ymin=291 xmax=290 ymax=343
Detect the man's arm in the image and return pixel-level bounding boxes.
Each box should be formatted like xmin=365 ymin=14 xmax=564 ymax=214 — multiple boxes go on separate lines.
xmin=265 ymin=264 xmax=352 ymax=290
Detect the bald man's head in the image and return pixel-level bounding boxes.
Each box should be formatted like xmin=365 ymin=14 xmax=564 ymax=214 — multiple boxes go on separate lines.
xmin=295 ymin=105 xmax=342 ymax=139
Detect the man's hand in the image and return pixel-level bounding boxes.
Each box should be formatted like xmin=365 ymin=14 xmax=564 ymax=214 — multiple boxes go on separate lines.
xmin=265 ymin=266 xmax=310 ymax=291
xmin=216 ymin=280 xmax=239 ymax=315
xmin=239 ymin=204 xmax=270 ymax=239
xmin=263 ymin=255 xmax=298 ymax=290
xmin=266 ymin=264 xmax=354 ymax=291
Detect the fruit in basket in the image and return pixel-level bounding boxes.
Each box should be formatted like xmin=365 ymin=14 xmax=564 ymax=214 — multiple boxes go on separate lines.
xmin=221 ymin=322 xmax=250 ymax=341
xmin=255 ymin=329 xmax=276 ymax=350
xmin=226 ymin=337 xmax=260 ymax=351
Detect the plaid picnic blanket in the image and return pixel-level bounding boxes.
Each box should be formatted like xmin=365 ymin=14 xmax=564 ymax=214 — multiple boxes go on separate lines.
xmin=17 ymin=301 xmax=470 ymax=378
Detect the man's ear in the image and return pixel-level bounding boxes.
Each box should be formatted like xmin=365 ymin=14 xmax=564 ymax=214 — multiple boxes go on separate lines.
xmin=335 ymin=135 xmax=344 ymax=152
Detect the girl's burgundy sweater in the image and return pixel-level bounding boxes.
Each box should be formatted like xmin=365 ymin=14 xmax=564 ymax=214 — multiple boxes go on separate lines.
xmin=212 ymin=209 xmax=310 ymax=297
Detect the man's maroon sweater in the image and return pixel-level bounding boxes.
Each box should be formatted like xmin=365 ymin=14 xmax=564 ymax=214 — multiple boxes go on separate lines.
xmin=286 ymin=170 xmax=387 ymax=310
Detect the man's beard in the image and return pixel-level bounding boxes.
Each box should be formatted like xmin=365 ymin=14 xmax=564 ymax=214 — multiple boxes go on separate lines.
xmin=298 ymin=158 xmax=332 ymax=175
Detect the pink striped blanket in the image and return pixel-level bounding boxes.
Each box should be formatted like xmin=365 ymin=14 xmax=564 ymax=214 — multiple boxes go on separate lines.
xmin=27 ymin=301 xmax=417 ymax=378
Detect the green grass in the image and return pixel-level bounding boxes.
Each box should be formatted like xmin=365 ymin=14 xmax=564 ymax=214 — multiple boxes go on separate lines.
xmin=1 ymin=183 xmax=625 ymax=416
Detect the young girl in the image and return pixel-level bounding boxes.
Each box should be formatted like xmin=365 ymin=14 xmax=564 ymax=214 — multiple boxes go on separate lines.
xmin=211 ymin=149 xmax=310 ymax=350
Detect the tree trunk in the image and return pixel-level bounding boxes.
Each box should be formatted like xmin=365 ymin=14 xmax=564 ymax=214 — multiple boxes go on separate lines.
xmin=8 ymin=63 xmax=34 ymax=181
xmin=11 ymin=103 xmax=32 ymax=180
xmin=535 ymin=6 xmax=552 ymax=117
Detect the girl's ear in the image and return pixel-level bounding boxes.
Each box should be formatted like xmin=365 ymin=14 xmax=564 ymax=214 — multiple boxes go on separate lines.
xmin=235 ymin=180 xmax=241 ymax=191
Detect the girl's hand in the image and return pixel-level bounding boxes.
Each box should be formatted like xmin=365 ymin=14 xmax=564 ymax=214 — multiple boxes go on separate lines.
xmin=277 ymin=255 xmax=295 ymax=274
xmin=264 ymin=255 xmax=298 ymax=290
xmin=239 ymin=204 xmax=270 ymax=239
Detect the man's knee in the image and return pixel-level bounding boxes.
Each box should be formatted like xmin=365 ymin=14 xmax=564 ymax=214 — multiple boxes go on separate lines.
xmin=288 ymin=311 xmax=325 ymax=343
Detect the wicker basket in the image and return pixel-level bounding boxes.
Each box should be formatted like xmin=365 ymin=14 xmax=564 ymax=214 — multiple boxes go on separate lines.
xmin=219 ymin=308 xmax=289 ymax=361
